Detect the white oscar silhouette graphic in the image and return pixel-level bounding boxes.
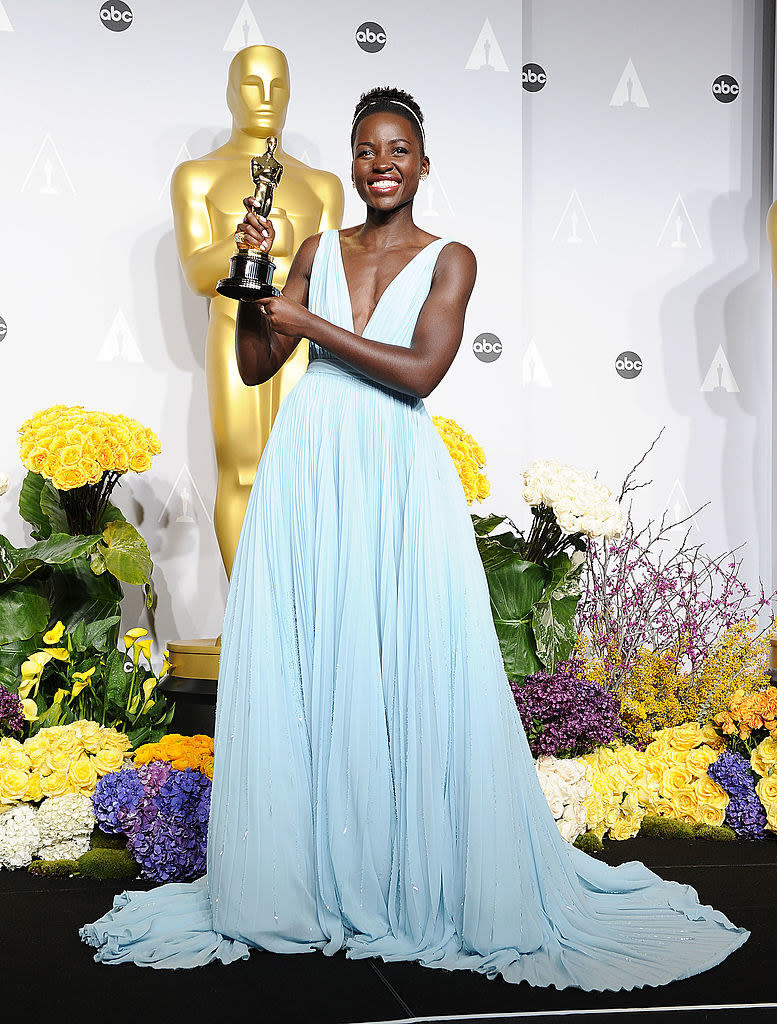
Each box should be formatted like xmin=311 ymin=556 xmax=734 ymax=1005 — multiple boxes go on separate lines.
xmin=419 ymin=163 xmax=454 ymax=219
xmin=97 ymin=309 xmax=144 ymax=364
xmin=21 ymin=133 xmax=76 ymax=197
xmin=522 ymin=339 xmax=552 ymax=388
xmin=159 ymin=465 xmax=213 ymax=527
xmin=657 ymin=194 xmax=701 ymax=249
xmin=223 ymin=1 xmax=266 ymax=52
xmin=465 ymin=18 xmax=509 ymax=72
xmin=0 ymin=2 xmax=13 ymax=31
xmin=158 ymin=143 xmax=193 ymax=202
xmin=701 ymin=345 xmax=739 ymax=393
xmin=552 ymin=190 xmax=597 ymax=245
xmin=610 ymin=58 xmax=650 ymax=108
xmin=663 ymin=479 xmax=700 ymax=533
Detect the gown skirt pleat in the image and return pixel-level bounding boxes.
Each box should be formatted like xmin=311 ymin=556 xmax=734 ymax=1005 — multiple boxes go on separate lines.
xmin=79 ymin=229 xmax=748 ymax=987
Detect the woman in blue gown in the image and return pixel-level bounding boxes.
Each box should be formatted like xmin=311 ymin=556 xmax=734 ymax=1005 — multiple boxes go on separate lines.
xmin=80 ymin=86 xmax=749 ymax=987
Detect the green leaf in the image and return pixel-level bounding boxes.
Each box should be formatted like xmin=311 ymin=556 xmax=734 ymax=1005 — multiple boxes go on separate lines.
xmin=144 ymin=581 xmax=157 ymax=611
xmin=19 ymin=472 xmax=52 ymax=540
xmin=0 ymin=635 xmax=43 ymax=677
xmin=70 ymin=619 xmax=87 ymax=652
xmin=0 ymin=533 xmax=100 ymax=587
xmin=90 ymin=549 xmax=107 ymax=575
xmin=104 ymin=649 xmax=131 ymax=717
xmin=494 ymin=617 xmax=542 ymax=680
xmin=530 ymin=553 xmax=584 ymax=672
xmin=98 ymin=501 xmax=127 ymax=530
xmin=484 ymin=557 xmax=548 ymax=680
xmin=39 ymin=481 xmax=69 ymax=535
xmin=471 ymin=513 xmax=509 ymax=536
xmin=0 ymin=586 xmax=50 ymax=645
xmin=84 ymin=615 xmax=122 ymax=652
xmin=47 ymin=556 xmax=122 ymax=630
xmin=100 ymin=521 xmax=152 ymax=586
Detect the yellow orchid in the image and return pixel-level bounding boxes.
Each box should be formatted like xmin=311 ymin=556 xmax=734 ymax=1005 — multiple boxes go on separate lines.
xmin=124 ymin=627 xmax=148 ymax=650
xmin=43 ymin=621 xmax=65 ymax=644
xmin=132 ymin=638 xmax=152 ymax=667
xmin=21 ymin=699 xmax=39 ymax=722
xmin=17 ymin=678 xmax=36 ymax=701
xmin=71 ymin=667 xmax=95 ymax=698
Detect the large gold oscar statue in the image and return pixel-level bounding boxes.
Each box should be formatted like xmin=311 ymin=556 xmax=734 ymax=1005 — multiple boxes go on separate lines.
xmin=166 ymin=45 xmax=343 ymax=698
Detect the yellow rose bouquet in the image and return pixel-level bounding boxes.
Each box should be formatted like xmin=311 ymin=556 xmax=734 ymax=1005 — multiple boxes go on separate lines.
xmin=432 ymin=415 xmax=490 ymax=506
xmin=18 ymin=404 xmax=160 ymax=535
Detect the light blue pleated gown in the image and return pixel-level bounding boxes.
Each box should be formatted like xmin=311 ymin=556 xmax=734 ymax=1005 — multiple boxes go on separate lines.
xmin=80 ymin=229 xmax=748 ymax=987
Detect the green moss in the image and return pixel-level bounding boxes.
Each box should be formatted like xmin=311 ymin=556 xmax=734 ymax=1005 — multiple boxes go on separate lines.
xmin=89 ymin=828 xmax=127 ymax=850
xmin=638 ymin=815 xmax=692 ymax=839
xmin=574 ymin=831 xmax=603 ymax=855
xmin=28 ymin=858 xmax=81 ymax=877
xmin=690 ymin=821 xmax=736 ymax=842
xmin=76 ymin=847 xmax=140 ymax=879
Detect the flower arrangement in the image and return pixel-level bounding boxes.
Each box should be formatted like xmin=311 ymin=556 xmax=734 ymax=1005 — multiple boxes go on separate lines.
xmin=9 ymin=622 xmax=173 ymax=747
xmin=134 ymin=733 xmax=214 ymax=778
xmin=535 ymin=755 xmax=592 ymax=843
xmin=0 ymin=685 xmax=26 ymax=737
xmin=18 ymin=405 xmax=160 ymax=535
xmin=522 ymin=459 xmax=625 ymax=556
xmin=91 ymin=741 xmax=213 ymax=883
xmin=511 ymin=657 xmax=622 ymax=758
xmin=714 ymin=685 xmax=777 ymax=752
xmin=0 ymin=792 xmax=95 ymax=869
xmin=433 ymin=415 xmax=490 ymax=505
xmin=0 ymin=721 xmax=132 ymax=812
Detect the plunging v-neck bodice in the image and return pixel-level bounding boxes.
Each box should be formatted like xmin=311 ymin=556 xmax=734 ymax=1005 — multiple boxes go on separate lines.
xmin=336 ymin=230 xmax=446 ymax=337
xmin=306 ymin=229 xmax=453 ymax=367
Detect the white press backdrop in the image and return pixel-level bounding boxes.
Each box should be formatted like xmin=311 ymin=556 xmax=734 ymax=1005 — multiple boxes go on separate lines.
xmin=0 ymin=0 xmax=774 ymax=655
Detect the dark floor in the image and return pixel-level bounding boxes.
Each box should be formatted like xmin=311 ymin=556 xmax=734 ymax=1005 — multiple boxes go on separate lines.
xmin=3 ymin=838 xmax=775 ymax=1024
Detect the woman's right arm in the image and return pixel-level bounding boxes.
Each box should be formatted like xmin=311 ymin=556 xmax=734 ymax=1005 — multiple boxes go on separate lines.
xmin=234 ymin=201 xmax=321 ymax=386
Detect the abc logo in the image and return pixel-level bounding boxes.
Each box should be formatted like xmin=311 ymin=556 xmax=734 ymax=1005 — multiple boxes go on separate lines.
xmin=712 ymin=75 xmax=739 ymax=103
xmin=355 ymin=22 xmax=386 ymax=53
xmin=0 ymin=316 xmax=6 ymax=342
xmin=522 ymin=63 xmax=547 ymax=92
xmin=473 ymin=333 xmax=502 ymax=363
xmin=615 ymin=351 xmax=643 ymax=379
xmin=100 ymin=1 xmax=133 ymax=31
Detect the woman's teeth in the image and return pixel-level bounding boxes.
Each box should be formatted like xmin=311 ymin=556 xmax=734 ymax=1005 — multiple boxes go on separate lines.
xmin=369 ymin=180 xmax=399 ymax=192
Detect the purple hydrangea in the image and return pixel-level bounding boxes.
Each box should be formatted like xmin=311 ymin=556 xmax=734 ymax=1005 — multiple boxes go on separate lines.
xmin=91 ymin=761 xmax=211 ymax=881
xmin=0 ymin=685 xmax=25 ymax=737
xmin=511 ymin=657 xmax=623 ymax=758
xmin=92 ymin=764 xmax=147 ymax=835
xmin=707 ymin=750 xmax=767 ymax=839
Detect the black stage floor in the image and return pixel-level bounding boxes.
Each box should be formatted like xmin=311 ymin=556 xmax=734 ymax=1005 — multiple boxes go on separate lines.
xmin=3 ymin=838 xmax=775 ymax=1024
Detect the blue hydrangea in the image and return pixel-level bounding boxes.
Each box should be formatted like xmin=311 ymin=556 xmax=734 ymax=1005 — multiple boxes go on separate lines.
xmin=91 ymin=765 xmax=146 ymax=835
xmin=708 ymin=749 xmax=767 ymax=839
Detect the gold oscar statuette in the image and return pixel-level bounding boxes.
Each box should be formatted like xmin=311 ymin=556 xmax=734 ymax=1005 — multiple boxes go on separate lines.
xmin=217 ymin=136 xmax=284 ymax=300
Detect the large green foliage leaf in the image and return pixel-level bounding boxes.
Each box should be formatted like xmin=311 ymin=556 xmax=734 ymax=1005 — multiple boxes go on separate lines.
xmin=531 ymin=553 xmax=584 ymax=672
xmin=39 ymin=482 xmax=69 ymax=535
xmin=100 ymin=521 xmax=152 ymax=586
xmin=0 ymin=533 xmax=99 ymax=587
xmin=484 ymin=556 xmax=547 ymax=680
xmin=0 ymin=585 xmax=49 ymax=645
xmin=19 ymin=471 xmax=52 ymax=540
xmin=47 ymin=556 xmax=122 ymax=630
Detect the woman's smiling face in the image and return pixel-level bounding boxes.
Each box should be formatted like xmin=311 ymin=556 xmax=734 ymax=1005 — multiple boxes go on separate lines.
xmin=351 ymin=111 xmax=429 ymax=210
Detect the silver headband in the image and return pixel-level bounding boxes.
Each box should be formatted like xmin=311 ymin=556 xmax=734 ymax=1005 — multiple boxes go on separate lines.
xmin=352 ymin=99 xmax=425 ymax=146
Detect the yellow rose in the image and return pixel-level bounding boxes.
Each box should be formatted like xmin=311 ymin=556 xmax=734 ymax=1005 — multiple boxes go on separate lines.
xmin=584 ymin=793 xmax=606 ymax=828
xmin=0 ymin=767 xmax=30 ymax=803
xmin=699 ymin=722 xmax=725 ymax=748
xmin=129 ymin=450 xmax=152 ymax=473
xmin=41 ymin=770 xmax=69 ymax=800
xmin=696 ymin=802 xmax=726 ymax=827
xmin=73 ymin=720 xmax=103 ymax=753
xmin=692 ymin=774 xmax=729 ymax=810
xmin=43 ymin=621 xmax=65 ymax=645
xmin=44 ymin=746 xmax=72 ymax=773
xmin=99 ymin=729 xmax=132 ymax=754
xmin=7 ymin=749 xmax=31 ymax=772
xmin=751 ymin=738 xmax=777 ymax=777
xmin=654 ymin=797 xmax=676 ymax=817
xmin=668 ymin=722 xmax=703 ymax=751
xmin=93 ymin=748 xmax=125 ymax=776
xmin=67 ymin=754 xmax=98 ymax=791
xmin=662 ymin=765 xmax=693 ymax=793
xmin=686 ymin=745 xmax=719 ymax=777
xmin=756 ymin=774 xmax=777 ymax=805
xmin=611 ymin=813 xmax=641 ymax=841
xmin=59 ymin=443 xmax=83 ymax=468
xmin=23 ymin=740 xmax=45 ymax=769
xmin=53 ymin=465 xmax=89 ymax=490
xmin=671 ymin=788 xmax=700 ymax=819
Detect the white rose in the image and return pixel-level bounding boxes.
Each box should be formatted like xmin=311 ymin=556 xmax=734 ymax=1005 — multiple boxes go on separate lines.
xmin=557 ymin=816 xmax=586 ymax=843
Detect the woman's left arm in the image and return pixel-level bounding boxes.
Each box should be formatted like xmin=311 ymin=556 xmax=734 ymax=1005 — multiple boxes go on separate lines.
xmin=256 ymin=242 xmax=477 ymax=399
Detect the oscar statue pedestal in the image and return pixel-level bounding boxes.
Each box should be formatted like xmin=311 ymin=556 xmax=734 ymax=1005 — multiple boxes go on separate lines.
xmin=160 ymin=639 xmax=220 ymax=737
